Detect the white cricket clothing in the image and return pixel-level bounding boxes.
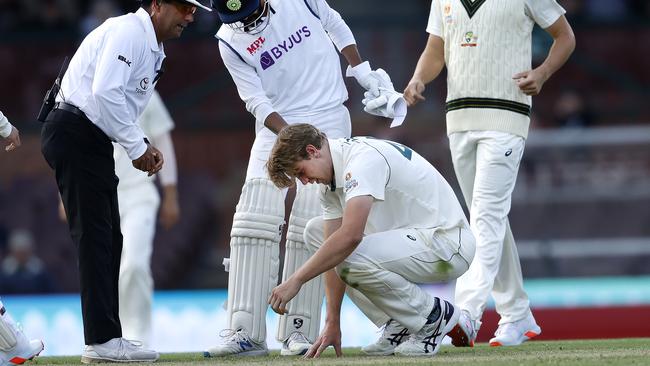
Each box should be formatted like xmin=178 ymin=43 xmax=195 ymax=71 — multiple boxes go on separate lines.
xmin=118 ymin=186 xmax=158 ymax=347
xmin=229 ymin=103 xmax=350 ymax=344
xmin=314 ymin=137 xmax=475 ymax=332
xmin=57 ymin=8 xmax=166 ymax=160
xmin=246 ymin=105 xmax=350 ymax=180
xmin=450 ymin=130 xmax=531 ymax=325
xmin=113 ymin=91 xmax=175 ymax=346
xmin=322 ymin=137 xmax=468 ymax=233
xmin=217 ymin=0 xmax=356 ymax=345
xmin=427 ymin=0 xmax=565 ymax=139
xmin=216 ymin=0 xmax=353 ymax=133
xmin=113 ymin=91 xmax=175 ymax=190
xmin=0 ymin=111 xmax=12 ymax=138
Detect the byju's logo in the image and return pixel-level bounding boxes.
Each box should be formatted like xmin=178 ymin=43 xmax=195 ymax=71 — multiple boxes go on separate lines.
xmin=260 ymin=51 xmax=275 ymax=70
xmin=259 ymin=26 xmax=312 ymax=70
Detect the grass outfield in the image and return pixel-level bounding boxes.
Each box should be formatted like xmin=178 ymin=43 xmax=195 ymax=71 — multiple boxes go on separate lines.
xmin=31 ymin=338 xmax=650 ymax=366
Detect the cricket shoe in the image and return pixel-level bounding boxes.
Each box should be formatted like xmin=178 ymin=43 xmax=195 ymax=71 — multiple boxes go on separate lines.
xmin=0 ymin=307 xmax=44 ymax=366
xmin=361 ymin=319 xmax=410 ymax=356
xmin=394 ymin=298 xmax=459 ymax=357
xmin=1 ymin=340 xmax=44 ymax=366
xmin=280 ymin=332 xmax=311 ymax=356
xmin=447 ymin=309 xmax=477 ymax=347
xmin=203 ymin=329 xmax=268 ymax=357
xmin=80 ymin=338 xmax=158 ymax=363
xmin=489 ymin=313 xmax=541 ymax=347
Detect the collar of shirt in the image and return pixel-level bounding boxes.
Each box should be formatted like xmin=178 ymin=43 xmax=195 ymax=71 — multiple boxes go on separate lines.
xmin=135 ymin=7 xmax=165 ymax=55
xmin=328 ymin=138 xmax=345 ymax=192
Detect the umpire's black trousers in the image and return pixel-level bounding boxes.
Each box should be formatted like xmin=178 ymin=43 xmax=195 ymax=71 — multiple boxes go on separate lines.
xmin=41 ymin=108 xmax=123 ymax=345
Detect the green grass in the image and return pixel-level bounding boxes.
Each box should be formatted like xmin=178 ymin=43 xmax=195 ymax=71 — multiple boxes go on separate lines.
xmin=30 ymin=339 xmax=650 ymax=366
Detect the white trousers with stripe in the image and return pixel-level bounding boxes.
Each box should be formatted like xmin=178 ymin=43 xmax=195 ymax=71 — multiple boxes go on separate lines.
xmin=450 ymin=130 xmax=532 ymax=326
xmin=304 ymin=216 xmax=475 ymax=332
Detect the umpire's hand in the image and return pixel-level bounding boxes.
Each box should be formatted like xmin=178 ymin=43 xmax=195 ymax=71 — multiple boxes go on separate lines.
xmin=133 ymin=145 xmax=164 ymax=176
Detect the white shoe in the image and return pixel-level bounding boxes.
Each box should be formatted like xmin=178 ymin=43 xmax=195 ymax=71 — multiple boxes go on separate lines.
xmin=447 ymin=309 xmax=477 ymax=347
xmin=361 ymin=319 xmax=410 ymax=356
xmin=0 ymin=307 xmax=44 ymax=366
xmin=1 ymin=339 xmax=44 ymax=366
xmin=204 ymin=329 xmax=268 ymax=357
xmin=489 ymin=313 xmax=541 ymax=347
xmin=280 ymin=332 xmax=311 ymax=356
xmin=80 ymin=338 xmax=159 ymax=363
xmin=394 ymin=299 xmax=459 ymax=357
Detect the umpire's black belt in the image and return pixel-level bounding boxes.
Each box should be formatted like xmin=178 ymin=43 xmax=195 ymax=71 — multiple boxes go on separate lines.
xmin=53 ymin=102 xmax=88 ymax=120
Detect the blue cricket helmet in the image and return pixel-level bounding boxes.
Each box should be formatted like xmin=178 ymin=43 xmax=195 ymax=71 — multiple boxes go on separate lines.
xmin=212 ymin=0 xmax=261 ymax=24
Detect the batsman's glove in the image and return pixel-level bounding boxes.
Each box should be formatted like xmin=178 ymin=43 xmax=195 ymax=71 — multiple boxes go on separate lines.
xmin=362 ymin=88 xmax=407 ymax=127
xmin=346 ymin=61 xmax=394 ymax=98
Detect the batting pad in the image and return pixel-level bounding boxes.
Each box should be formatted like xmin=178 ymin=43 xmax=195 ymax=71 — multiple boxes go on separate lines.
xmin=227 ymin=178 xmax=285 ymax=343
xmin=277 ymin=183 xmax=325 ymax=343
xmin=0 ymin=304 xmax=18 ymax=351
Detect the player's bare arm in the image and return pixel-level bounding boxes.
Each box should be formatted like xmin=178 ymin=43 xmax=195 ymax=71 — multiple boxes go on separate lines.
xmin=305 ymin=218 xmax=345 ymax=359
xmin=264 ymin=112 xmax=289 ymax=134
xmin=268 ymin=195 xmax=373 ymax=314
xmin=514 ymin=15 xmax=575 ymax=96
xmin=340 ymin=44 xmax=363 ymax=68
xmin=404 ymin=35 xmax=445 ymax=106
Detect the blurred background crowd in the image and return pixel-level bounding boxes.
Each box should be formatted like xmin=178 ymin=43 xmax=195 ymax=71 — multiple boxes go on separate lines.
xmin=0 ymin=0 xmax=649 ymax=295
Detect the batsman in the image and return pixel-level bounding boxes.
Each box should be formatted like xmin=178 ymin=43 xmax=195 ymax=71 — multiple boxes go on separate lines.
xmin=206 ymin=0 xmax=401 ymax=357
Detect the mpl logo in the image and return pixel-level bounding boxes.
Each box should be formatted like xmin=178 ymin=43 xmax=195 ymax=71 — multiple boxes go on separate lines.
xmin=259 ymin=26 xmax=312 ymax=70
xmin=247 ymin=36 xmax=265 ymax=55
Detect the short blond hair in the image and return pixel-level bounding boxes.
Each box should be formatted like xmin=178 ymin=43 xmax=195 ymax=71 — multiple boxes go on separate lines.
xmin=266 ymin=123 xmax=327 ymax=188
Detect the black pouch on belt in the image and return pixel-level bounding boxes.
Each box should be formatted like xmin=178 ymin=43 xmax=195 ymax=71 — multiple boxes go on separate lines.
xmin=37 ymin=56 xmax=70 ymax=122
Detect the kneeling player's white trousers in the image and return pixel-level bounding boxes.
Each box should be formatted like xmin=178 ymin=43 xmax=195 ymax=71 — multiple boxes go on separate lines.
xmin=304 ymin=216 xmax=475 ymax=332
xmin=450 ymin=130 xmax=532 ymax=326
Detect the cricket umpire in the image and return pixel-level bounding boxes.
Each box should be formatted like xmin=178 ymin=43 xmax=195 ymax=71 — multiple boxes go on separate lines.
xmin=40 ymin=0 xmax=211 ymax=362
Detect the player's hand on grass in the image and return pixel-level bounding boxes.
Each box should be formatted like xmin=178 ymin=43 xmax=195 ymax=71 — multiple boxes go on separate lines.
xmin=4 ymin=126 xmax=21 ymax=151
xmin=404 ymin=79 xmax=426 ymax=106
xmin=268 ymin=277 xmax=302 ymax=315
xmin=304 ymin=322 xmax=342 ymax=358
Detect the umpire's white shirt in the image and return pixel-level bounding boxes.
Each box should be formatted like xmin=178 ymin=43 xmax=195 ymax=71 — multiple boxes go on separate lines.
xmin=216 ymin=0 xmax=354 ymax=133
xmin=57 ymin=8 xmax=165 ymax=160
xmin=322 ymin=137 xmax=469 ymax=234
xmin=114 ymin=91 xmax=174 ymax=191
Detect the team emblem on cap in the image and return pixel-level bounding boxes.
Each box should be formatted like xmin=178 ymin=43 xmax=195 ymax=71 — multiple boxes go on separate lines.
xmin=226 ymin=0 xmax=241 ymax=11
